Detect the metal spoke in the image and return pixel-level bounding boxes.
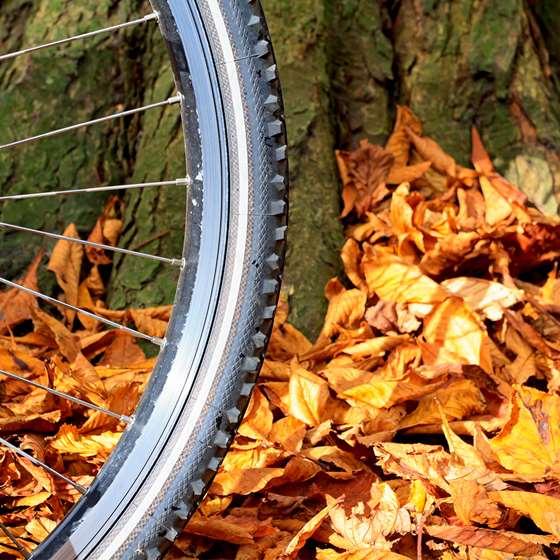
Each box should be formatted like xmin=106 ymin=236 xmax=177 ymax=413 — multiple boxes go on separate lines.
xmin=0 ymin=523 xmax=30 ymax=559
xmin=0 ymin=437 xmax=87 ymax=494
xmin=0 ymin=14 xmax=158 ymax=62
xmin=0 ymin=368 xmax=131 ymax=423
xmin=0 ymin=222 xmax=183 ymax=266
xmin=0 ymin=277 xmax=164 ymax=346
xmin=0 ymin=178 xmax=190 ymax=202
xmin=0 ymin=96 xmax=181 ymax=151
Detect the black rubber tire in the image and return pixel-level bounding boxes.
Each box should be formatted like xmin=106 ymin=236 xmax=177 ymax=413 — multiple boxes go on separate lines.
xmin=32 ymin=1 xmax=287 ymax=558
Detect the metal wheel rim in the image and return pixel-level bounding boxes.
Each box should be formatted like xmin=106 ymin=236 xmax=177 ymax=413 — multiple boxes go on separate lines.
xmin=0 ymin=1 xmax=230 ymax=557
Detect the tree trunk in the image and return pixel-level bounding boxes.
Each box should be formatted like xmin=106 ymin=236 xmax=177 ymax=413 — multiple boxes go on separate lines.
xmin=264 ymin=0 xmax=560 ymax=337
xmin=0 ymin=0 xmax=184 ymax=306
xmin=2 ymin=0 xmax=560 ymax=335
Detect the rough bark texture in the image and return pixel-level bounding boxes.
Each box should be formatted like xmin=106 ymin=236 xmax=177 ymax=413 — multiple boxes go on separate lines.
xmin=264 ymin=0 xmax=560 ymax=337
xmin=0 ymin=0 xmax=184 ymax=306
xmin=2 ymin=0 xmax=560 ymax=335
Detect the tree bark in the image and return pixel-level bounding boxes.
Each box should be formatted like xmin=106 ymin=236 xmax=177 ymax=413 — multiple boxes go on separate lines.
xmin=0 ymin=0 xmax=184 ymax=306
xmin=2 ymin=0 xmax=560 ymax=335
xmin=265 ymin=0 xmax=560 ymax=337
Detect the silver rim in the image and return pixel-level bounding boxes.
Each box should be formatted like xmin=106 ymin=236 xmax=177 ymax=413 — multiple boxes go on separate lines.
xmin=0 ymin=1 xmax=233 ymax=556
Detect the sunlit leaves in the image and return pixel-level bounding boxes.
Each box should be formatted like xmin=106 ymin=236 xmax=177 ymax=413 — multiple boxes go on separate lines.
xmin=178 ymin=107 xmax=560 ymax=559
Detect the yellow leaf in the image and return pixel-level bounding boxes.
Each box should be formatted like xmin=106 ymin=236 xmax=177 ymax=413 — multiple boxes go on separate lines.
xmin=490 ymin=490 xmax=560 ymax=536
xmin=319 ymin=279 xmax=367 ymax=341
xmin=317 ymin=550 xmax=412 ymax=560
xmin=421 ymin=297 xmax=492 ymax=372
xmin=398 ymin=379 xmax=486 ymax=429
xmin=341 ymin=371 xmax=440 ymax=410
xmin=363 ymin=253 xmax=448 ymax=304
xmin=50 ymin=424 xmax=120 ymax=459
xmin=288 ymin=361 xmax=329 ymax=426
xmin=211 ymin=467 xmax=284 ymax=496
xmin=480 ymin=176 xmax=512 ymax=226
xmin=489 ymin=386 xmax=560 ymax=478
xmin=342 ymin=335 xmax=408 ymax=360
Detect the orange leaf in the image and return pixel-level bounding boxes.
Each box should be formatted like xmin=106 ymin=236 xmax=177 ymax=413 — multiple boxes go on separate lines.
xmin=406 ymin=128 xmax=456 ymax=177
xmin=471 ymin=127 xmax=494 ymax=176
xmin=319 ymin=279 xmax=367 ymax=341
xmin=425 ymin=525 xmax=548 ymax=556
xmin=269 ymin=415 xmax=307 ymax=452
xmin=490 ymin=490 xmax=560 ymax=536
xmin=480 ymin=176 xmax=512 ymax=226
xmin=421 ymin=297 xmax=492 ymax=372
xmin=489 ymin=386 xmax=560 ymax=478
xmin=211 ymin=467 xmax=284 ymax=496
xmin=386 ymin=161 xmax=432 ymax=184
xmin=238 ymin=387 xmax=273 ymax=441
xmin=281 ymin=498 xmax=342 ymax=559
xmin=48 ymin=223 xmax=83 ymax=325
xmin=288 ymin=361 xmax=329 ymax=426
xmin=385 ymin=105 xmax=423 ymax=167
xmin=363 ymin=253 xmax=448 ymax=304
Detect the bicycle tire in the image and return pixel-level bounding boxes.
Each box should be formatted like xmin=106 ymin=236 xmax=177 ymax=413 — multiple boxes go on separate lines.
xmin=31 ymin=0 xmax=288 ymax=558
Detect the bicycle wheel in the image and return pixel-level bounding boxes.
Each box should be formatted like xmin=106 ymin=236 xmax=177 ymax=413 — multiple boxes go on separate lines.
xmin=0 ymin=0 xmax=287 ymax=558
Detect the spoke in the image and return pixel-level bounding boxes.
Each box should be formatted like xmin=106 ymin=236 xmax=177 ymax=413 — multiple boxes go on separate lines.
xmin=0 ymin=96 xmax=181 ymax=151
xmin=0 ymin=14 xmax=158 ymax=62
xmin=0 ymin=222 xmax=183 ymax=266
xmin=0 ymin=368 xmax=131 ymax=423
xmin=0 ymin=437 xmax=87 ymax=494
xmin=0 ymin=277 xmax=164 ymax=346
xmin=0 ymin=523 xmax=30 ymax=559
xmin=0 ymin=178 xmax=190 ymax=202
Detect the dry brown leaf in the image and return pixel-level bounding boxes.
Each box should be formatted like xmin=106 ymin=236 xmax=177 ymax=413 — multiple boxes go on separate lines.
xmin=385 ymin=105 xmax=423 ymax=168
xmin=421 ymin=297 xmax=492 ymax=372
xmin=0 ymin=254 xmax=41 ymax=333
xmin=364 ymin=253 xmax=448 ymax=304
xmin=327 ymin=483 xmax=411 ymax=550
xmin=288 ymin=360 xmax=330 ymax=426
xmin=441 ymin=277 xmax=522 ymax=321
xmin=386 ymin=161 xmax=432 ymax=184
xmin=48 ymin=223 xmax=83 ymax=325
xmin=238 ymin=388 xmax=273 ymax=441
xmin=425 ymin=525 xmax=548 ymax=556
xmin=489 ymin=490 xmax=560 ymax=536
xmin=281 ymin=498 xmax=342 ymax=560
xmin=489 ymin=386 xmax=560 ymax=478
xmin=211 ymin=468 xmax=285 ymax=496
xmin=406 ymin=128 xmax=456 ymax=177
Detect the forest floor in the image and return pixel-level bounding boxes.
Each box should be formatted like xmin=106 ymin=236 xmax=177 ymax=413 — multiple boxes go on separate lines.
xmin=1 ymin=107 xmax=560 ymax=559
xmin=170 ymin=107 xmax=560 ymax=559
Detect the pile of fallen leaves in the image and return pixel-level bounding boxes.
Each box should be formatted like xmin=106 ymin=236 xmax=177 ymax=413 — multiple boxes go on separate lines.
xmin=170 ymin=107 xmax=560 ymax=559
xmin=0 ymin=197 xmax=170 ymax=556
